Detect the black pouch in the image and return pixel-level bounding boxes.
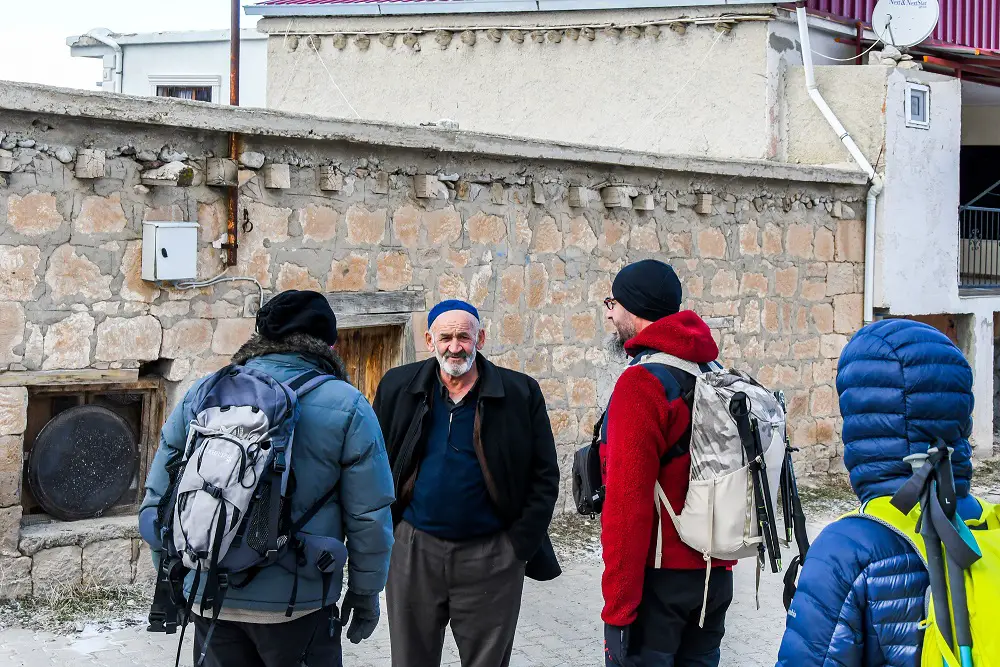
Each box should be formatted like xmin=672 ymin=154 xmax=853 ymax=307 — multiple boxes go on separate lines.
xmin=572 ymin=413 xmax=605 ymax=516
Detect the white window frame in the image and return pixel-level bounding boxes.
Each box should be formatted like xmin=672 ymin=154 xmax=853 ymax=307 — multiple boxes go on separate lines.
xmin=904 ymin=82 xmax=931 ymax=130
xmin=148 ymin=74 xmax=222 ymax=104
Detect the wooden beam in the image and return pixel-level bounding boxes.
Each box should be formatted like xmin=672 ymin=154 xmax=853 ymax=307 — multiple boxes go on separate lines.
xmin=0 ymin=369 xmax=140 ymax=387
xmin=338 ymin=313 xmax=412 ymax=329
xmin=324 ymin=290 xmax=425 ymax=316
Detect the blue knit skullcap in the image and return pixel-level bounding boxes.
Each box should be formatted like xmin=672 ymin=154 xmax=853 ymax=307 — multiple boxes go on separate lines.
xmin=428 ymin=299 xmax=480 ymax=329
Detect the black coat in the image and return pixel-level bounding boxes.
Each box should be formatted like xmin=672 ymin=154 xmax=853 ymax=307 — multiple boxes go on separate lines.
xmin=372 ymin=354 xmax=561 ymax=581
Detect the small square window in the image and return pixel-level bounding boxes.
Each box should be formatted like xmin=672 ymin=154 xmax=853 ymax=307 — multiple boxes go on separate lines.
xmin=905 ymin=83 xmax=930 ymax=129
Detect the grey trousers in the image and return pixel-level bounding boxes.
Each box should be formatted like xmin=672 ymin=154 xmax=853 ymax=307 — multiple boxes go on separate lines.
xmin=386 ymin=521 xmax=526 ymax=667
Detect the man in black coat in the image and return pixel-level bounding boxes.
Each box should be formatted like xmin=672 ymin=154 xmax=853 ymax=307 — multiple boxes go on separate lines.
xmin=373 ymin=299 xmax=560 ymax=667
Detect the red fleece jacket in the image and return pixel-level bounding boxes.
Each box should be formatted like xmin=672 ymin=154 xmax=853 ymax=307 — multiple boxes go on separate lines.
xmin=599 ymin=310 xmax=736 ymax=627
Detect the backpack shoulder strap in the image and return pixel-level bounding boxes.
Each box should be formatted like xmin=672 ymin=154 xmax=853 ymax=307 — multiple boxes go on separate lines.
xmin=286 ymin=369 xmax=341 ymax=399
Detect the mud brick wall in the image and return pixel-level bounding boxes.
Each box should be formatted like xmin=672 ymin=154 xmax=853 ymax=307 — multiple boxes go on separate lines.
xmin=0 ymin=90 xmax=867 ymax=589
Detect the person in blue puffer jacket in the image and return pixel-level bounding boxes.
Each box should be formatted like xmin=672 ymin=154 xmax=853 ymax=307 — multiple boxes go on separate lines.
xmin=775 ymin=318 xmax=983 ymax=667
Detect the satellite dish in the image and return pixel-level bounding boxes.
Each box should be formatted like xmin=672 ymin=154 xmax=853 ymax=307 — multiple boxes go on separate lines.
xmin=872 ymin=0 xmax=940 ymax=48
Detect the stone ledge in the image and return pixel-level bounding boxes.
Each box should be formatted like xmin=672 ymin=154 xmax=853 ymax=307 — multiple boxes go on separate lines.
xmin=18 ymin=516 xmax=139 ymax=557
xmin=0 ymin=81 xmax=869 ymax=187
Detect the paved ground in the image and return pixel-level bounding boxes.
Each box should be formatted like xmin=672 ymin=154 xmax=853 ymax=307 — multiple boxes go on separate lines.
xmin=0 ymin=548 xmax=793 ymax=667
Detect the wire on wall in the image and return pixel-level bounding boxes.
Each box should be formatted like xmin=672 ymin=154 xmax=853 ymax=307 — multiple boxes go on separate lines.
xmin=174 ymin=271 xmax=265 ymax=314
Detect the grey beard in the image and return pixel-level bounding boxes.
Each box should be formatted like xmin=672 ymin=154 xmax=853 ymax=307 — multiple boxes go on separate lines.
xmin=604 ymin=331 xmax=629 ymax=362
xmin=437 ymin=347 xmax=477 ymax=377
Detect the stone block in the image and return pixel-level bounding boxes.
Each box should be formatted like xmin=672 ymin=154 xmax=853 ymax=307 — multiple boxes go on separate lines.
xmin=45 ymin=245 xmax=112 ymax=303
xmin=327 ymin=254 xmax=369 ymax=292
xmin=75 ymin=149 xmax=106 ymax=179
xmin=7 ymin=191 xmax=63 ymax=237
xmin=376 ymin=252 xmax=413 ymax=291
xmin=0 ymin=389 xmax=26 ymax=437
xmin=567 ymin=186 xmax=589 ymax=208
xmin=490 ymin=183 xmax=504 ymax=205
xmin=467 ymin=212 xmax=507 ymax=245
xmin=833 ymin=294 xmax=863 ymax=334
xmin=599 ymin=187 xmax=631 ymax=209
xmin=75 ymin=194 xmax=128 ymax=235
xmin=526 ymin=263 xmax=549 ymax=309
xmin=0 ymin=505 xmax=21 ymax=557
xmin=812 ymin=303 xmax=834 ymax=334
xmin=32 ymin=545 xmax=82 ymax=599
xmin=628 ymin=223 xmax=660 ymax=252
xmin=695 ymin=194 xmax=713 ymax=215
xmin=345 ymin=204 xmax=387 ymax=245
xmin=775 ymin=267 xmax=799 ymax=298
xmin=538 ymin=379 xmax=566 ymax=406
xmin=0 ymin=149 xmax=15 ymax=173
xmin=0 ymin=556 xmax=32 ymax=599
xmin=786 ymin=225 xmax=814 ymax=259
xmin=262 ymin=163 xmax=291 ymax=189
xmin=697 ymin=228 xmax=727 ymax=259
xmin=414 ymin=175 xmax=446 ymax=199
xmin=373 ymin=171 xmax=390 ymax=195
xmin=0 ymin=471 xmax=17 ymax=508
xmin=826 ymin=262 xmax=855 ymax=296
xmin=548 ymin=409 xmax=580 ymax=445
xmin=469 ymin=266 xmax=492 ymax=306
xmin=810 ymin=386 xmax=836 ymax=417
xmin=0 ymin=302 xmax=24 ymax=365
xmin=42 ymin=312 xmax=95 ymax=370
xmin=763 ymin=224 xmax=783 ymax=254
xmin=740 ymin=220 xmax=760 ymax=255
xmin=82 ymin=539 xmax=133 ymax=587
xmin=162 ymin=319 xmax=214 ymax=359
xmin=740 ymin=273 xmax=768 ymax=297
xmin=533 ymin=314 xmax=564 ymax=345
xmin=318 ymin=166 xmax=344 ymax=191
xmin=499 ymin=314 xmax=525 ymax=346
xmin=239 ymin=151 xmax=265 ymax=169
xmin=710 ymin=270 xmax=738 ymax=298
xmin=836 ymin=220 xmax=866 ymax=262
xmin=568 ymin=377 xmax=598 ymax=407
xmin=391 ymin=205 xmax=420 ymax=248
xmin=140 ymin=161 xmax=194 ymax=187
xmin=552 ymin=346 xmax=585 ymax=373
xmin=815 ymin=227 xmax=835 ymax=261
xmin=821 ymin=334 xmax=849 ymax=358
xmin=424 ymin=207 xmax=462 ymax=245
xmin=134 ymin=540 xmax=157 ymax=590
xmin=500 ymin=266 xmax=524 ymax=306
xmin=530 ymin=217 xmax=562 ymax=253
xmin=96 ymin=316 xmax=162 ymax=362
xmin=212 ymin=318 xmax=256 ymax=356
xmin=531 ymin=182 xmax=546 ymax=205
xmin=664 ymin=193 xmax=679 ymax=212
xmin=570 ymin=312 xmax=599 ymax=342
xmin=801 ymin=281 xmax=826 ymax=301
xmin=206 ymin=158 xmax=238 ymax=187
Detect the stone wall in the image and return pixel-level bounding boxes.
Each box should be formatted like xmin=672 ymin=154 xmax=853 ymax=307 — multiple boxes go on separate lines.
xmin=0 ymin=84 xmax=867 ymax=597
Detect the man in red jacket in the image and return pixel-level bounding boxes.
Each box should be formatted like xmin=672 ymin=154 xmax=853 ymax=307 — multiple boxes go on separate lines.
xmin=600 ymin=259 xmax=735 ymax=667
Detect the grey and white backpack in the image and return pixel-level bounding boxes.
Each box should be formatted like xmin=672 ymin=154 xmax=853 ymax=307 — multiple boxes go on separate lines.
xmin=634 ymin=353 xmax=802 ymax=625
xmin=147 ymin=364 xmax=349 ymax=665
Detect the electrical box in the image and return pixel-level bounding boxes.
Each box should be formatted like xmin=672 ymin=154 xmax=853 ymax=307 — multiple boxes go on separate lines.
xmin=141 ymin=222 xmax=199 ymax=281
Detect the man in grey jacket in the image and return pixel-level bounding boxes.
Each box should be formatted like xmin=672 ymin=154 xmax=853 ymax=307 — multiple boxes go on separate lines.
xmin=140 ymin=290 xmax=395 ymax=667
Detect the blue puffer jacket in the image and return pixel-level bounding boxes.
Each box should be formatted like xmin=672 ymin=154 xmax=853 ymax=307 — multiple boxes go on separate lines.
xmin=776 ymin=319 xmax=979 ymax=667
xmin=140 ymin=351 xmax=395 ymax=613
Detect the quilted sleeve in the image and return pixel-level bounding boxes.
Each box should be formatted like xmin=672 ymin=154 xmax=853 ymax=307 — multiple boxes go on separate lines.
xmin=339 ymin=393 xmax=397 ymax=596
xmin=775 ymin=521 xmax=869 ymax=667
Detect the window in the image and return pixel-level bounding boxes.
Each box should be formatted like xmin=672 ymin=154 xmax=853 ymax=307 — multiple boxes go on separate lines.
xmin=905 ymin=83 xmax=930 ymax=129
xmin=148 ymin=75 xmax=222 ymax=104
xmin=156 ymin=85 xmax=212 ymax=102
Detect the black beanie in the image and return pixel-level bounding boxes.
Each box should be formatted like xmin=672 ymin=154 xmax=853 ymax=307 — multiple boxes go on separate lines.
xmin=255 ymin=290 xmax=338 ymax=346
xmin=612 ymin=260 xmax=683 ymax=322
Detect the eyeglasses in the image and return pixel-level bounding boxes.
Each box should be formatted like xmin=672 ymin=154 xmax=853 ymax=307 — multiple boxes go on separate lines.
xmin=604 ymin=297 xmax=617 ymax=311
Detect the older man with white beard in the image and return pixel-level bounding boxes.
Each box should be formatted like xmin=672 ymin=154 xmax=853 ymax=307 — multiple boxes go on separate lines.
xmin=372 ymin=300 xmax=560 ymax=667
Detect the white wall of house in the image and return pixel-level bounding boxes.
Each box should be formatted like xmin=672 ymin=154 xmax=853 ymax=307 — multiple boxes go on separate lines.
xmin=68 ymin=30 xmax=268 ymax=108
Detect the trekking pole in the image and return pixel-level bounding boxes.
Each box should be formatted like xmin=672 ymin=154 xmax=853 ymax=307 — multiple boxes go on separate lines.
xmin=730 ymin=393 xmax=780 ymax=573
xmin=934 ymin=446 xmax=974 ymax=667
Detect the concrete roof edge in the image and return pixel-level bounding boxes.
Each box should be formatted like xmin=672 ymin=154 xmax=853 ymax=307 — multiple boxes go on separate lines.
xmin=0 ymin=81 xmax=868 ymax=187
xmin=66 ymin=29 xmax=267 ymax=47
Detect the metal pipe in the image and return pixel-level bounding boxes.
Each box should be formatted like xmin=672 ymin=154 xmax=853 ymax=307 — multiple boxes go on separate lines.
xmin=85 ymin=29 xmax=123 ymax=93
xmin=226 ymin=0 xmax=241 ymax=267
xmin=795 ymin=2 xmax=883 ymax=323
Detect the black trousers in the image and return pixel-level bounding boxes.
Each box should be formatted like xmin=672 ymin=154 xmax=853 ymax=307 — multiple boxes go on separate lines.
xmin=193 ymin=606 xmax=342 ymax=667
xmin=626 ymin=567 xmax=734 ymax=667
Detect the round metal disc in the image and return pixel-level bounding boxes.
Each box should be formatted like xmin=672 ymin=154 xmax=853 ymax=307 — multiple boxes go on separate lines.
xmin=28 ymin=405 xmax=138 ymax=521
xmin=872 ymin=0 xmax=940 ymax=48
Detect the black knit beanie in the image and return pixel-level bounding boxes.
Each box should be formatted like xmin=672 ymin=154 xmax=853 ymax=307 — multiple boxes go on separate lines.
xmin=612 ymin=260 xmax=683 ymax=322
xmin=255 ymin=290 xmax=338 ymax=346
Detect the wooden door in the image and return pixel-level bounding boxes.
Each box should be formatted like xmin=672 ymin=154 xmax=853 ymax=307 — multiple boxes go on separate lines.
xmin=335 ymin=326 xmax=403 ymax=404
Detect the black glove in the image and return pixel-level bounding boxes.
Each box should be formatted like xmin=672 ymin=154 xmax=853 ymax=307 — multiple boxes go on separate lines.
xmin=604 ymin=624 xmax=634 ymax=666
xmin=340 ymin=591 xmax=380 ymax=644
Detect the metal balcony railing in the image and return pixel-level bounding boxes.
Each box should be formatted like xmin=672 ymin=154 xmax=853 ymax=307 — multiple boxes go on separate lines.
xmin=959 ymin=206 xmax=1000 ymax=289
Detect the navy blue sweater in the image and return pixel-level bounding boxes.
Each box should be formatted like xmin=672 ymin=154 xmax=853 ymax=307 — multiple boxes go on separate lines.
xmin=403 ymin=379 xmax=503 ymax=540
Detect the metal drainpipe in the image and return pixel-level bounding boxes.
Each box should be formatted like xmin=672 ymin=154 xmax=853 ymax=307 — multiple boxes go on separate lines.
xmin=225 ymin=0 xmax=241 ymax=267
xmin=85 ymin=29 xmax=123 ymax=93
xmin=794 ymin=2 xmax=884 ymax=323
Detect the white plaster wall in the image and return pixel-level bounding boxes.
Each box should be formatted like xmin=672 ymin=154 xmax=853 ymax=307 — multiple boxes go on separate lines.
xmin=873 ymin=69 xmax=1000 ymax=455
xmin=118 ymin=39 xmax=267 ymax=107
xmin=784 ymin=65 xmax=889 ymax=168
xmin=962 ymin=106 xmax=1000 ymax=146
xmin=262 ymin=10 xmax=774 ymax=159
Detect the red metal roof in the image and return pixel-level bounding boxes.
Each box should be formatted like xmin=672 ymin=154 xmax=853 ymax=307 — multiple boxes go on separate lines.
xmin=254 ymin=0 xmax=470 ymax=4
xmin=806 ymin=0 xmax=999 ymax=51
